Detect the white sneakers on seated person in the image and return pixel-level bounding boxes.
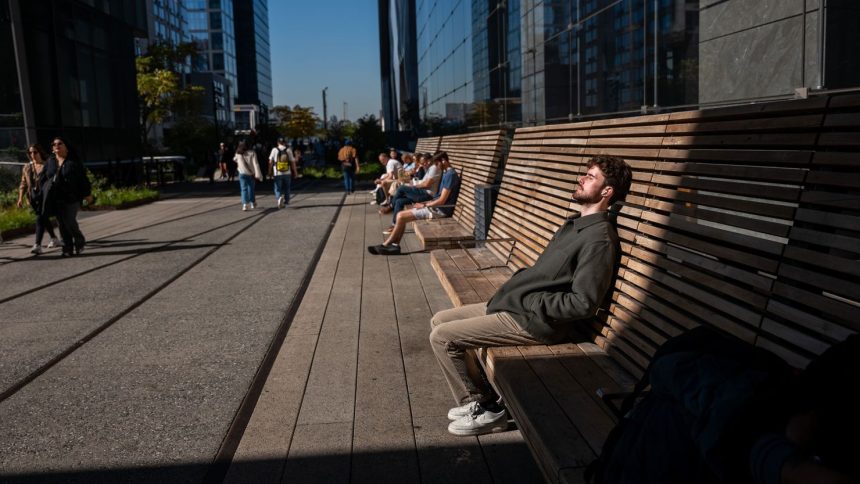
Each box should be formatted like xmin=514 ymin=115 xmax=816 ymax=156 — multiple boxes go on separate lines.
xmin=447 ymin=401 xmax=508 ymax=436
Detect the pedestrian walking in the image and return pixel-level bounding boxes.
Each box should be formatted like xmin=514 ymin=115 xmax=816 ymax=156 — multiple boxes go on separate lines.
xmin=268 ymin=137 xmax=298 ymax=208
xmin=218 ymin=142 xmax=231 ymax=180
xmin=17 ymin=143 xmax=60 ymax=254
xmin=44 ymin=137 xmax=93 ymax=257
xmin=337 ymin=139 xmax=360 ymax=194
xmin=235 ymin=140 xmax=263 ymax=211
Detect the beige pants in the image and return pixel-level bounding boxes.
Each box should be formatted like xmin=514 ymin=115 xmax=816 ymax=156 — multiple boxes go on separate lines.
xmin=429 ymin=302 xmax=543 ymax=405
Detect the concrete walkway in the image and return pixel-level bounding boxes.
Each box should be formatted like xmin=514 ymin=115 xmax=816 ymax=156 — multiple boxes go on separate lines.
xmin=0 ymin=183 xmax=542 ymax=483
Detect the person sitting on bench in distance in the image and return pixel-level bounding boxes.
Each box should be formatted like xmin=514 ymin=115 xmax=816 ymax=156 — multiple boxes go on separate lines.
xmin=428 ymin=155 xmax=633 ymax=436
xmin=367 ymin=151 xmax=460 ymax=255
xmin=371 ymin=152 xmax=402 ymax=206
xmin=378 ymin=151 xmax=443 ymax=233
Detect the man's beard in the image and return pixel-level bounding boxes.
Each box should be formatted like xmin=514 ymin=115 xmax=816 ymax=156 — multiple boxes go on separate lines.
xmin=573 ymin=187 xmax=603 ymax=205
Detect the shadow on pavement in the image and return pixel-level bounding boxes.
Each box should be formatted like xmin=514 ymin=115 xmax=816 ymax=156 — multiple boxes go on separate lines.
xmin=0 ymin=441 xmax=542 ymax=484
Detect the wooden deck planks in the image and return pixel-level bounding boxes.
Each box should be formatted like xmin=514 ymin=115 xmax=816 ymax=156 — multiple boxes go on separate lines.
xmin=231 ymin=192 xmax=541 ymax=484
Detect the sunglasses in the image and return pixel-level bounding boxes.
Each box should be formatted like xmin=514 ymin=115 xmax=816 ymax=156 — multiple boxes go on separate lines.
xmin=52 ymin=141 xmax=64 ymax=147
xmin=28 ymin=150 xmax=38 ymax=154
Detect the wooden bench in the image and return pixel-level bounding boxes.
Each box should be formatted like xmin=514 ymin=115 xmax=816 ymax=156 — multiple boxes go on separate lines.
xmin=429 ymin=93 xmax=860 ymax=484
xmin=414 ymin=136 xmax=441 ymax=154
xmin=413 ymin=130 xmax=507 ymax=250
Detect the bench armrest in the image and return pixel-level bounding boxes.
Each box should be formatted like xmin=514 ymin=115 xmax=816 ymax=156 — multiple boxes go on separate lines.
xmin=456 ymin=238 xmax=517 ymax=268
xmin=596 ymin=387 xmax=649 ymax=419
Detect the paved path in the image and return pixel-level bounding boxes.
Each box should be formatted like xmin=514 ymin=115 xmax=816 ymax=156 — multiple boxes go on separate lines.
xmin=223 ymin=192 xmax=543 ymax=484
xmin=0 ymin=184 xmax=543 ymax=483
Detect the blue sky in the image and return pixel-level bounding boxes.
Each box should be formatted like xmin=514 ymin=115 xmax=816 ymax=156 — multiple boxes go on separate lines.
xmin=268 ymin=1 xmax=382 ymax=122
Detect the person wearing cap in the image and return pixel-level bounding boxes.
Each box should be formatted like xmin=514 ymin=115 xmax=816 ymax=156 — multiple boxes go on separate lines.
xmin=268 ymin=137 xmax=297 ymax=208
xmin=337 ymin=139 xmax=360 ymax=194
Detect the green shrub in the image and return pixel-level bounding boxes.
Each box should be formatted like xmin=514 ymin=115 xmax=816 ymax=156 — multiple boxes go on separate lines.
xmin=92 ymin=186 xmax=158 ymax=207
xmin=0 ymin=207 xmax=35 ymax=233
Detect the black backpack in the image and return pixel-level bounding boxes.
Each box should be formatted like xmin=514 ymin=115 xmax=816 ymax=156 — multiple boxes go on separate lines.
xmin=586 ymin=326 xmax=792 ymax=484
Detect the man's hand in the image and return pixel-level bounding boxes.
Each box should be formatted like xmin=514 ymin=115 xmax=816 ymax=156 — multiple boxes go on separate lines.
xmin=414 ymin=202 xmax=425 ymax=209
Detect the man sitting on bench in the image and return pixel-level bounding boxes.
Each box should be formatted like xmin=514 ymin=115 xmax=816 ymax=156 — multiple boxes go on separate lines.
xmin=367 ymin=151 xmax=460 ymax=256
xmin=429 ymin=155 xmax=632 ymax=436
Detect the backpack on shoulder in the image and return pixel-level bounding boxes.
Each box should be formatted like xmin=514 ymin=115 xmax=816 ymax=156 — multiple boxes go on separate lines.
xmin=276 ymin=148 xmax=291 ymax=173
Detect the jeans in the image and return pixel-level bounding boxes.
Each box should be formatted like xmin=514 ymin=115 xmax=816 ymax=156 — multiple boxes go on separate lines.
xmin=391 ymin=185 xmax=433 ymax=223
xmin=238 ymin=174 xmax=255 ymax=204
xmin=342 ymin=167 xmax=355 ymax=193
xmin=429 ymin=303 xmax=543 ymax=405
xmin=56 ymin=201 xmax=85 ymax=250
xmin=273 ymin=174 xmax=292 ymax=204
xmin=34 ymin=212 xmax=57 ymax=245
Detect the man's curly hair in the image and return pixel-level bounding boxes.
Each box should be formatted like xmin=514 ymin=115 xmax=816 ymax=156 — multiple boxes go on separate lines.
xmin=587 ymin=155 xmax=632 ymax=205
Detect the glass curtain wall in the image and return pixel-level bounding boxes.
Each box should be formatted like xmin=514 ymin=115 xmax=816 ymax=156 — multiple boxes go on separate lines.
xmin=185 ymin=0 xmax=237 ymax=106
xmin=417 ymin=0 xmax=699 ymax=131
xmin=522 ymin=0 xmax=699 ymax=125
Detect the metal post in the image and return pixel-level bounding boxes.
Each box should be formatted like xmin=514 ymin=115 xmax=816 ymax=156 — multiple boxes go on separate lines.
xmin=322 ymin=87 xmax=329 ymax=131
xmin=653 ymin=0 xmax=658 ymax=108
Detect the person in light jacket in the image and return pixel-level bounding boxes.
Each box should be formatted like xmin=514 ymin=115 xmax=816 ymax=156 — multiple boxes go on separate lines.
xmin=234 ymin=140 xmax=263 ymax=211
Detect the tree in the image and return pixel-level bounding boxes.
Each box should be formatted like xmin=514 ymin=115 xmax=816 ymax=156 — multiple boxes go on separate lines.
xmin=271 ymin=104 xmax=320 ymax=140
xmin=136 ymin=42 xmax=204 ymax=151
xmin=352 ymin=115 xmax=386 ymax=163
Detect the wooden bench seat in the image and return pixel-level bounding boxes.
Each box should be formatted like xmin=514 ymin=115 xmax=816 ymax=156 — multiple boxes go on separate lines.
xmin=413 ymin=130 xmax=507 ymax=250
xmin=428 ymin=92 xmax=860 ymax=484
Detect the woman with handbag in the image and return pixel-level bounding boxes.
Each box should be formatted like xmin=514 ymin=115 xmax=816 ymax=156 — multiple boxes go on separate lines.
xmin=44 ymin=137 xmax=93 ymax=257
xmin=16 ymin=143 xmax=61 ymax=255
xmin=234 ymin=140 xmax=263 ymax=211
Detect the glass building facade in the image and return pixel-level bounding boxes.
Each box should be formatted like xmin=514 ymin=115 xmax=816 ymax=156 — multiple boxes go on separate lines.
xmin=1 ymin=0 xmax=145 ymax=161
xmin=185 ymin=0 xmax=237 ymax=107
xmin=233 ymin=0 xmax=272 ymax=110
xmin=379 ymin=0 xmax=420 ymax=133
xmin=412 ymin=0 xmax=699 ymax=130
xmin=391 ymin=0 xmax=860 ymax=132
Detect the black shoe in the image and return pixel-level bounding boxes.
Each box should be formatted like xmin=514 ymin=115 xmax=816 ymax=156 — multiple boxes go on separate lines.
xmin=368 ymin=244 xmax=400 ymax=255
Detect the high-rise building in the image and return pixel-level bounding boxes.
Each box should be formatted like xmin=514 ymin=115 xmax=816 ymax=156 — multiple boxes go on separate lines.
xmin=378 ymin=0 xmax=420 ymax=133
xmin=2 ymin=0 xmax=146 ymax=161
xmin=138 ymin=0 xmax=190 ymax=56
xmin=185 ymin=0 xmax=237 ymax=123
xmin=232 ymin=0 xmax=271 ymax=132
xmin=233 ymin=0 xmax=272 ymax=111
xmin=384 ymin=0 xmax=860 ymax=132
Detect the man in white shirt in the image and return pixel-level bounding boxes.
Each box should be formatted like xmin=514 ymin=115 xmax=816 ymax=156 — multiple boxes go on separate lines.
xmin=372 ymin=152 xmax=402 ymax=206
xmin=268 ymin=137 xmax=298 ymax=209
xmin=379 ymin=157 xmax=442 ymax=230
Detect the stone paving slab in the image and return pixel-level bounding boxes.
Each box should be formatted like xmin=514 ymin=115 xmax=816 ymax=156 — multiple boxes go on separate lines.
xmin=0 ymin=185 xmax=343 ymax=482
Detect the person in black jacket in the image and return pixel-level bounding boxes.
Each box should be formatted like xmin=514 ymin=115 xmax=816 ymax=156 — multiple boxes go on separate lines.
xmin=44 ymin=137 xmax=92 ymax=257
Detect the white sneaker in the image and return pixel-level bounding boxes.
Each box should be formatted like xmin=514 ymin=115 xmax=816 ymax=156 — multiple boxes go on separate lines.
xmin=278 ymin=196 xmax=285 ymax=209
xmin=447 ymin=405 xmax=508 ymax=436
xmin=242 ymin=204 xmax=248 ymax=211
xmin=369 ymin=200 xmax=377 ymax=205
xmin=47 ymin=238 xmax=61 ymax=248
xmin=250 ymin=202 xmax=257 ymax=209
xmin=448 ymin=401 xmax=481 ymax=420
xmin=30 ymin=244 xmax=43 ymax=255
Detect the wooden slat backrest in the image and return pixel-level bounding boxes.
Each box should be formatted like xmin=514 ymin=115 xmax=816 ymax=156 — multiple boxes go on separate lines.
xmin=483 ymin=95 xmax=857 ymax=379
xmin=596 ymin=96 xmax=851 ymax=378
xmin=437 ymin=130 xmax=506 ymax=229
xmin=415 ymin=136 xmax=441 ymax=154
xmin=486 ymin=114 xmax=667 ymax=270
xmin=755 ymin=93 xmax=860 ymax=368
